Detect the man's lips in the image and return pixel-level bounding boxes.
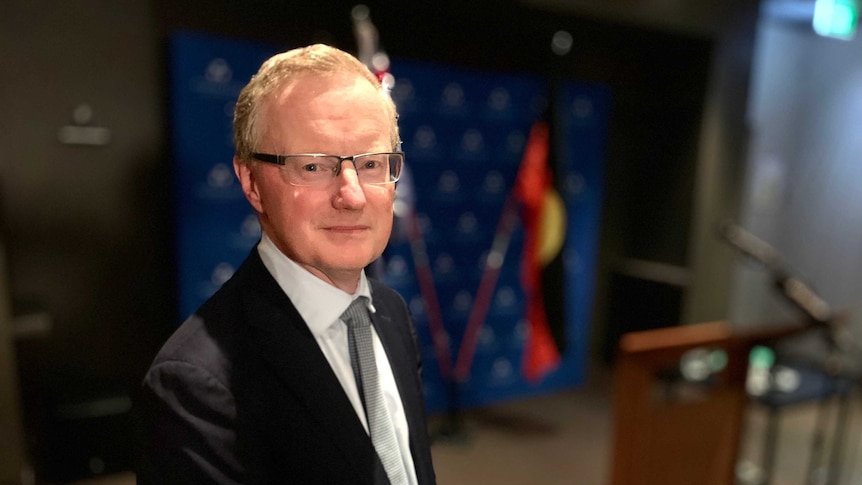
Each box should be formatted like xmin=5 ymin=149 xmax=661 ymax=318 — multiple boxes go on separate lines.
xmin=324 ymin=225 xmax=370 ymax=233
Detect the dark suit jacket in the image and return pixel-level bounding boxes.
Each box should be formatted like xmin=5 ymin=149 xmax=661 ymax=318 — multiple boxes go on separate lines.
xmin=137 ymin=249 xmax=436 ymax=484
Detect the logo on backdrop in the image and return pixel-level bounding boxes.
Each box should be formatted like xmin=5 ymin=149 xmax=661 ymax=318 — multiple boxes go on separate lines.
xmin=189 ymin=58 xmax=246 ymax=98
xmin=195 ymin=163 xmax=244 ymax=202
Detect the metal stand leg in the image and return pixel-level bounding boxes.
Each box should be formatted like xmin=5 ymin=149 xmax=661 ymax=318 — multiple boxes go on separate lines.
xmin=826 ymin=390 xmax=851 ymax=484
xmin=763 ymin=407 xmax=779 ymax=485
xmin=808 ymin=398 xmax=832 ymax=484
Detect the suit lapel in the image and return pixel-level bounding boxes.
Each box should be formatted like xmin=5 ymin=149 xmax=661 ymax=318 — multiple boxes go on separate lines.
xmin=237 ymin=252 xmax=382 ymax=483
xmin=370 ymin=284 xmax=434 ymax=484
xmin=369 ymin=304 xmax=413 ymax=409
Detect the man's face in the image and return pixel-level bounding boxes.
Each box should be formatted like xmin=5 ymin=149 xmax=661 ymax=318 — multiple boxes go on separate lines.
xmin=235 ymin=72 xmax=395 ymax=290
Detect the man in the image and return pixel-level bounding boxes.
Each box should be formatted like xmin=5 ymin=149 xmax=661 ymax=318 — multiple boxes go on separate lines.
xmin=138 ymin=44 xmax=436 ymax=485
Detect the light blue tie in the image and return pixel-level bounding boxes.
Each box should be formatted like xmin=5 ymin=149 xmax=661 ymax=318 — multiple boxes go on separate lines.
xmin=342 ymin=297 xmax=409 ymax=485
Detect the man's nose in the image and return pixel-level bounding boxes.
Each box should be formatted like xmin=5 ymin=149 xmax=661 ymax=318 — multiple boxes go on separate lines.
xmin=333 ymin=160 xmax=367 ymax=208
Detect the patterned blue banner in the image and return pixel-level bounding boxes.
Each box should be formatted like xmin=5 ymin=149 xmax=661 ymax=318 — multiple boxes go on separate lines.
xmin=169 ymin=31 xmax=277 ymax=319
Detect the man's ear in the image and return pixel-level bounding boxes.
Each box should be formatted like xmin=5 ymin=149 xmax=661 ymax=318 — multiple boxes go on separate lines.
xmin=234 ymin=157 xmax=264 ymax=214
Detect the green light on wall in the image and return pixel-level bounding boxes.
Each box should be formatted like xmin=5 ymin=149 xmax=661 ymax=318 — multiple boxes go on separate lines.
xmin=814 ymin=0 xmax=859 ymax=40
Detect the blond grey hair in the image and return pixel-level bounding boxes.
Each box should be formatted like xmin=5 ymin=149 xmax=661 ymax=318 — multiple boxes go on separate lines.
xmin=232 ymin=44 xmax=399 ymax=162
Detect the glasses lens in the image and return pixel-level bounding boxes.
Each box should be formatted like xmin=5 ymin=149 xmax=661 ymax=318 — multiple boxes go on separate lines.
xmin=355 ymin=153 xmax=403 ymax=184
xmin=283 ymin=155 xmax=340 ymax=186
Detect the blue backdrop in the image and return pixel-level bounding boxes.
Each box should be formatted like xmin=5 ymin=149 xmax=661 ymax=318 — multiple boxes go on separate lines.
xmin=169 ymin=30 xmax=611 ymax=413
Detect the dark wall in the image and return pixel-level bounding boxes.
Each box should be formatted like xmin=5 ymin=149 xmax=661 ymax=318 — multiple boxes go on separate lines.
xmin=0 ymin=1 xmax=173 ymax=480
xmin=1 ymin=0 xmax=711 ymax=480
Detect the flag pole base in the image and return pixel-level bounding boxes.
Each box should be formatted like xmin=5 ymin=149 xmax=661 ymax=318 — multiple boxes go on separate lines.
xmin=429 ymin=379 xmax=470 ymax=445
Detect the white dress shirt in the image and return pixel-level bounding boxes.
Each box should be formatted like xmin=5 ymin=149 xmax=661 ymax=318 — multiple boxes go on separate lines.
xmin=257 ymin=234 xmax=418 ymax=484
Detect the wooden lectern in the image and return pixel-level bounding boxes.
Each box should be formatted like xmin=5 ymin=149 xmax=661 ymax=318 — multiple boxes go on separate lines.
xmin=610 ymin=320 xmax=809 ymax=485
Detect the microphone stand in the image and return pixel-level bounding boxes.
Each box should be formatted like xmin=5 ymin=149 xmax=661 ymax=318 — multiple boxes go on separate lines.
xmin=721 ymin=221 xmax=860 ymax=484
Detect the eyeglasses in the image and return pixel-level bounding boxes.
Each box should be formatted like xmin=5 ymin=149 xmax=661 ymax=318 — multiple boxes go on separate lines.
xmin=251 ymin=152 xmax=404 ymax=187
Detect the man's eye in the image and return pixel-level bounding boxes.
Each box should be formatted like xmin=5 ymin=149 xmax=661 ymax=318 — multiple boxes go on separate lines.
xmin=301 ymin=164 xmax=318 ymax=172
xmin=362 ymin=160 xmax=380 ymax=169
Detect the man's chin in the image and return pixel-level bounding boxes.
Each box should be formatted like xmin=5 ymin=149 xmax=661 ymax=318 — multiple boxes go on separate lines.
xmin=315 ymin=240 xmax=386 ymax=270
xmin=322 ymin=255 xmax=376 ymax=273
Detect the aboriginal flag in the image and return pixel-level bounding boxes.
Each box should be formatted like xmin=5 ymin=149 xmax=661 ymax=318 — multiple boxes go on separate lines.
xmin=514 ymin=120 xmax=564 ymax=382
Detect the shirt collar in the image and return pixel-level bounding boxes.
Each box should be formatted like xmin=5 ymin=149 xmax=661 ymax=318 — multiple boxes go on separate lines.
xmin=257 ymin=233 xmax=373 ymax=337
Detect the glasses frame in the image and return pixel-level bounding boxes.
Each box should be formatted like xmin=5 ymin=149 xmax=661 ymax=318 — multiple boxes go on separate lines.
xmin=250 ymin=152 xmax=404 ymax=187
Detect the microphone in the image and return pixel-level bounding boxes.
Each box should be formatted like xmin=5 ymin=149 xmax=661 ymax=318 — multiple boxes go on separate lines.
xmin=719 ymin=220 xmax=832 ymax=325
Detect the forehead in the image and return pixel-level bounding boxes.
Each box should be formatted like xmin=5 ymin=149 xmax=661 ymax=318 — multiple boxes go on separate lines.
xmin=270 ymin=71 xmax=384 ymax=115
xmin=259 ymin=72 xmax=391 ymax=150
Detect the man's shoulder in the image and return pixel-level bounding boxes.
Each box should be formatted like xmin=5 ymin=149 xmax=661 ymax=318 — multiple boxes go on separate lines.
xmin=146 ymin=253 xmax=262 ymax=381
xmin=150 ymin=246 xmax=306 ymax=367
xmin=147 ymin=311 xmax=236 ymax=385
xmin=184 ymin=247 xmax=275 ymax=330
